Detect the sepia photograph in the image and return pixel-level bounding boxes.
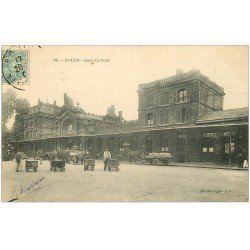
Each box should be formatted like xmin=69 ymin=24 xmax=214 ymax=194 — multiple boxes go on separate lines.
xmin=1 ymin=45 xmax=249 ymax=202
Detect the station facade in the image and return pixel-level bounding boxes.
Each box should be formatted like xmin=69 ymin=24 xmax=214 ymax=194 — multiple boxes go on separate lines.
xmin=13 ymin=69 xmax=248 ymax=164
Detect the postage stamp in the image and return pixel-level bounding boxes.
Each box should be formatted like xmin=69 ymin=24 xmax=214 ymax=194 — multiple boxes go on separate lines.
xmin=2 ymin=49 xmax=29 ymax=85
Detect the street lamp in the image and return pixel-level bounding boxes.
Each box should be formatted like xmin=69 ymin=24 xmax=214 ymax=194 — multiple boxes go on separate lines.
xmin=228 ymin=135 xmax=232 ymax=166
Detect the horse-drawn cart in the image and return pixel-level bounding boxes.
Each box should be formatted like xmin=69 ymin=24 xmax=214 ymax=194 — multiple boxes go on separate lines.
xmin=141 ymin=152 xmax=173 ymax=166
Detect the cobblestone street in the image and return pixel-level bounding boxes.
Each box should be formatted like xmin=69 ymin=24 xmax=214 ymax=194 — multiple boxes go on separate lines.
xmin=1 ymin=160 xmax=248 ymax=202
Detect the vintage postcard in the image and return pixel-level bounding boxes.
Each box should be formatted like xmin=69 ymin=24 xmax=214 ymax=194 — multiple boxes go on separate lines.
xmin=1 ymin=45 xmax=248 ymax=202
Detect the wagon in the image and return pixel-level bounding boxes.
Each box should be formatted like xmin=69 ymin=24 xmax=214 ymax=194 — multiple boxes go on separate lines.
xmin=141 ymin=152 xmax=173 ymax=166
xmin=67 ymin=151 xmax=85 ymax=164
xmin=84 ymin=159 xmax=95 ymax=171
xmin=50 ymin=159 xmax=65 ymax=172
xmin=25 ymin=159 xmax=38 ymax=172
xmin=108 ymin=159 xmax=120 ymax=171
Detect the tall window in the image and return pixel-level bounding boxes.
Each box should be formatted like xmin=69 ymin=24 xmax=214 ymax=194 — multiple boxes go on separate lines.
xmin=161 ymin=136 xmax=169 ymax=152
xmin=178 ymin=89 xmax=188 ymax=103
xmin=146 ymin=95 xmax=154 ymax=108
xmin=160 ymin=92 xmax=170 ymax=106
xmin=160 ymin=110 xmax=170 ymax=125
xmin=176 ymin=108 xmax=188 ymax=123
xmin=181 ymin=108 xmax=187 ymax=123
xmin=202 ymin=133 xmax=215 ymax=153
xmin=146 ymin=113 xmax=153 ymax=126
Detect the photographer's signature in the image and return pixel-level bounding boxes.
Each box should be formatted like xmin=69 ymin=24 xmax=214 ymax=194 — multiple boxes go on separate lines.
xmin=9 ymin=176 xmax=51 ymax=202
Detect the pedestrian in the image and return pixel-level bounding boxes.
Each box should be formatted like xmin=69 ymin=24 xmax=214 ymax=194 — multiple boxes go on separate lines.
xmin=238 ymin=152 xmax=243 ymax=168
xmin=103 ymin=148 xmax=111 ymax=171
xmin=243 ymin=159 xmax=248 ymax=168
xmin=242 ymin=149 xmax=248 ymax=168
xmin=15 ymin=151 xmax=22 ymax=172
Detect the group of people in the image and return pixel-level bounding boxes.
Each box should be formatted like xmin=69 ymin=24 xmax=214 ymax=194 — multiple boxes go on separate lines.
xmin=238 ymin=149 xmax=248 ymax=168
xmin=14 ymin=148 xmax=113 ymax=172
xmin=13 ymin=148 xmax=249 ymax=172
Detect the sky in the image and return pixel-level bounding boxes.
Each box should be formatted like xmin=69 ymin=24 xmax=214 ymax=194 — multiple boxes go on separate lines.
xmin=2 ymin=46 xmax=248 ymax=121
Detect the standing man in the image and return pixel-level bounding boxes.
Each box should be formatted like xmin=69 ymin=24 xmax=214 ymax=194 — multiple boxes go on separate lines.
xmin=15 ymin=151 xmax=22 ymax=172
xmin=103 ymin=148 xmax=111 ymax=171
xmin=238 ymin=152 xmax=243 ymax=168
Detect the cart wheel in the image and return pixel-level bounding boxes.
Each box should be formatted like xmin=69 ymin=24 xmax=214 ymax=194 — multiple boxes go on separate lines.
xmin=25 ymin=168 xmax=29 ymax=172
xmin=142 ymin=159 xmax=147 ymax=165
xmin=165 ymin=160 xmax=169 ymax=166
xmin=73 ymin=156 xmax=77 ymax=165
xmin=61 ymin=168 xmax=65 ymax=172
xmin=91 ymin=167 xmax=94 ymax=171
xmin=116 ymin=167 xmax=120 ymax=172
xmin=153 ymin=159 xmax=160 ymax=166
xmin=34 ymin=167 xmax=37 ymax=172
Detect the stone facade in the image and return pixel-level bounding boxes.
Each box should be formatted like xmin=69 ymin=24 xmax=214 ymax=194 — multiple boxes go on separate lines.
xmin=137 ymin=69 xmax=224 ymax=127
xmin=13 ymin=69 xmax=248 ymax=165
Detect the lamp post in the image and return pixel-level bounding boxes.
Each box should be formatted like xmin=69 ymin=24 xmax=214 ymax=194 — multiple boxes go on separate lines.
xmin=228 ymin=135 xmax=232 ymax=166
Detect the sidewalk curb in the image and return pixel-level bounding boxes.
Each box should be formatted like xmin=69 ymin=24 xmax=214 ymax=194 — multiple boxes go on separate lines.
xmin=171 ymin=164 xmax=249 ymax=171
xmin=119 ymin=161 xmax=248 ymax=171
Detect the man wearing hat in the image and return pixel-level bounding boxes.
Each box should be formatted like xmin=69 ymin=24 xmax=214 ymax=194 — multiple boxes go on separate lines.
xmin=103 ymin=148 xmax=111 ymax=171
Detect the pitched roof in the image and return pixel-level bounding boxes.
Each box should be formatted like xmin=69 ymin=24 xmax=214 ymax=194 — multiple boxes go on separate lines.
xmin=197 ymin=107 xmax=248 ymax=123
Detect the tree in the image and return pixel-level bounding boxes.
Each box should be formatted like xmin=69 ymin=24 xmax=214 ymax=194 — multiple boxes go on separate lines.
xmin=11 ymin=98 xmax=30 ymax=141
xmin=2 ymin=88 xmax=30 ymax=158
xmin=2 ymin=88 xmax=17 ymax=133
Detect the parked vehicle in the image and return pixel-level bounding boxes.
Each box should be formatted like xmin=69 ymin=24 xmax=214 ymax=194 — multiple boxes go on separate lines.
xmin=141 ymin=152 xmax=173 ymax=166
xmin=84 ymin=159 xmax=95 ymax=171
xmin=25 ymin=159 xmax=38 ymax=172
xmin=50 ymin=159 xmax=66 ymax=172
xmin=68 ymin=150 xmax=85 ymax=164
xmin=107 ymin=159 xmax=120 ymax=171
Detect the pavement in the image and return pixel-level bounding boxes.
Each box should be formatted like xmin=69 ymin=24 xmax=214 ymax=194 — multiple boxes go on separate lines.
xmin=1 ymin=160 xmax=248 ymax=202
xmin=131 ymin=161 xmax=248 ymax=171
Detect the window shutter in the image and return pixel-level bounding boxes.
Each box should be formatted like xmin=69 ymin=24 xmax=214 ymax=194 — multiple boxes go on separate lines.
xmin=172 ymin=91 xmax=177 ymax=103
xmin=153 ymin=112 xmax=158 ymax=125
xmin=186 ymin=108 xmax=191 ymax=122
xmin=159 ymin=112 xmax=164 ymax=124
xmin=187 ymin=89 xmax=190 ymax=101
xmin=165 ymin=111 xmax=169 ymax=124
xmin=175 ymin=109 xmax=180 ymax=123
xmin=154 ymin=93 xmax=159 ymax=107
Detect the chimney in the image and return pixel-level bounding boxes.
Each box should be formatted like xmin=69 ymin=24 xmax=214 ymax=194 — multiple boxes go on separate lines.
xmin=64 ymin=93 xmax=68 ymax=105
xmin=54 ymin=100 xmax=57 ymax=105
xmin=119 ymin=111 xmax=123 ymax=120
xmin=176 ymin=68 xmax=184 ymax=75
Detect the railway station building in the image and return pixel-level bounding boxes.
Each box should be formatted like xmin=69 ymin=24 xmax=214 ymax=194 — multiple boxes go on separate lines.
xmin=13 ymin=69 xmax=248 ymax=165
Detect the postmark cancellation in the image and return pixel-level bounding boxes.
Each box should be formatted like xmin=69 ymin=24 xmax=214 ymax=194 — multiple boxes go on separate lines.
xmin=2 ymin=48 xmax=29 ymax=85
